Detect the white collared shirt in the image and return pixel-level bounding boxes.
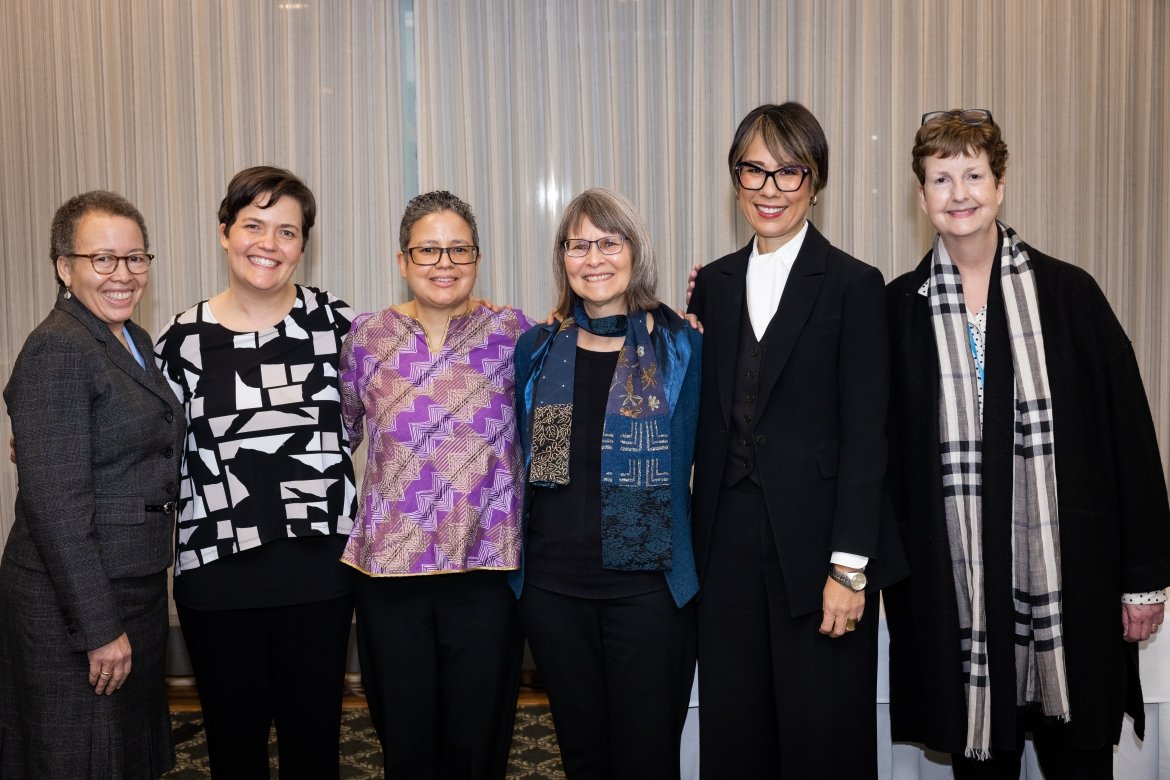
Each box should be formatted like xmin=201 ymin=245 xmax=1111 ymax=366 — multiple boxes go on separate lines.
xmin=745 ymin=220 xmax=809 ymax=341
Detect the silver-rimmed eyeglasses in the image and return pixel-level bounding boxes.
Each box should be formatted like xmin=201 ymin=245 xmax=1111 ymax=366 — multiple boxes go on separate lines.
xmin=562 ymin=236 xmax=626 ymax=258
xmin=920 ymin=109 xmax=994 ymax=127
xmin=68 ymin=253 xmax=154 ymax=274
xmin=734 ymin=163 xmax=811 ymax=192
xmin=406 ymin=245 xmax=480 ymax=265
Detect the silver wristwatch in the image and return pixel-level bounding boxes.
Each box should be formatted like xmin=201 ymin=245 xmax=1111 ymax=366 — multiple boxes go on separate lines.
xmin=828 ymin=566 xmax=867 ymax=591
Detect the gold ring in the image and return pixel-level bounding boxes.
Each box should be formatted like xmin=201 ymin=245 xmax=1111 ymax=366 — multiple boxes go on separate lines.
xmin=100 ymin=671 xmax=112 ymax=677
xmin=844 ymin=618 xmax=858 ymax=632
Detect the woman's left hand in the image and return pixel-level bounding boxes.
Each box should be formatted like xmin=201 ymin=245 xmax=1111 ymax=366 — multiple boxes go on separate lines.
xmin=470 ymin=296 xmax=509 ymax=313
xmin=1122 ymin=603 xmax=1166 ymax=642
xmin=87 ymin=631 xmax=132 ymax=695
xmin=820 ymin=576 xmax=865 ymax=638
xmin=674 ymin=310 xmax=704 ymax=333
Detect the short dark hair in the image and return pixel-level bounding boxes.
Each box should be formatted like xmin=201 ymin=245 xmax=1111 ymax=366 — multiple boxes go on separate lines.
xmin=728 ymin=102 xmax=829 ymax=194
xmin=912 ymin=111 xmax=1009 ymax=185
xmin=399 ymin=191 xmax=480 ymax=251
xmin=49 ymin=190 xmax=149 ymax=288
xmin=218 ymin=166 xmax=316 ymax=247
xmin=552 ymin=188 xmax=659 ymax=318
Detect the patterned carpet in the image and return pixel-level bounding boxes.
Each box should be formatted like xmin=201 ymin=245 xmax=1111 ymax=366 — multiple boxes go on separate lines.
xmin=164 ymin=706 xmax=565 ymax=779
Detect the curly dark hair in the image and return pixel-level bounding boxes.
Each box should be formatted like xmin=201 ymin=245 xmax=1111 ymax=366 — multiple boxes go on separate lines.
xmin=49 ymin=191 xmax=149 ymax=288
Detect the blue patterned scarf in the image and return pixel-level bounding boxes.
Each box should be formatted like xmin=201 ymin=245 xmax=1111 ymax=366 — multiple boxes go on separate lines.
xmin=528 ymin=301 xmax=673 ymax=570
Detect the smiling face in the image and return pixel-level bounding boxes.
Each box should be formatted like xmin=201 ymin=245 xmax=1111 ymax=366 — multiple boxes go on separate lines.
xmin=397 ymin=210 xmax=478 ymax=316
xmin=219 ymin=194 xmax=304 ymax=295
xmin=56 ymin=212 xmax=149 ymax=336
xmin=918 ymin=150 xmax=1005 ymax=248
xmin=735 ymin=132 xmax=812 ymax=253
xmin=563 ymin=216 xmax=632 ymax=318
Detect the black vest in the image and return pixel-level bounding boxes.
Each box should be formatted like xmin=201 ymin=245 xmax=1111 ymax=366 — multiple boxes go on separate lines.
xmin=722 ymin=302 xmax=767 ymax=487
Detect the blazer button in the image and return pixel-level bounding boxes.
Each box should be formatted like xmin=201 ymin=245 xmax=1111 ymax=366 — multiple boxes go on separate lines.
xmin=162 ymin=446 xmax=174 ymax=458
xmin=755 ymin=435 xmax=767 ymax=447
xmin=166 ymin=482 xmax=176 ymax=495
xmin=165 ymin=411 xmax=174 ymax=423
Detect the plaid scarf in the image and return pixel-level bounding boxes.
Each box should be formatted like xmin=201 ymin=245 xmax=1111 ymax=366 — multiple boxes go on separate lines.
xmin=528 ymin=301 xmax=673 ymax=570
xmin=928 ymin=223 xmax=1069 ymax=759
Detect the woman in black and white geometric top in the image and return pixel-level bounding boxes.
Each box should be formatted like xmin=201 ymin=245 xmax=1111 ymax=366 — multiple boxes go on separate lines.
xmin=156 ymin=166 xmax=356 ymax=779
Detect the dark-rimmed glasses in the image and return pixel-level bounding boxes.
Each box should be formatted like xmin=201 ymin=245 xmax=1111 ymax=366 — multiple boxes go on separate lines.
xmin=562 ymin=236 xmax=626 ymax=258
xmin=68 ymin=253 xmax=154 ymax=274
xmin=405 ymin=245 xmax=480 ymax=265
xmin=734 ymin=163 xmax=811 ymax=192
xmin=920 ymin=109 xmax=994 ymax=127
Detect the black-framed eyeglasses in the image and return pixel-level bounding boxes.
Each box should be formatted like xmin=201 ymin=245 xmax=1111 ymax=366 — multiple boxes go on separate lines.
xmin=734 ymin=163 xmax=811 ymax=192
xmin=68 ymin=253 xmax=154 ymax=274
xmin=920 ymin=109 xmax=994 ymax=127
xmin=405 ymin=245 xmax=480 ymax=265
xmin=562 ymin=236 xmax=626 ymax=258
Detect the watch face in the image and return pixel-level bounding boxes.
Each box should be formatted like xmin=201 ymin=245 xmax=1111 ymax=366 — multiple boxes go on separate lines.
xmin=851 ymin=572 xmax=868 ymax=590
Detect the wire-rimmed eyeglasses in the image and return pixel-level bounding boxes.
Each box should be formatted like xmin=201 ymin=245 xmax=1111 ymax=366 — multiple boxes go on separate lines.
xmin=562 ymin=236 xmax=627 ymax=258
xmin=68 ymin=253 xmax=154 ymax=275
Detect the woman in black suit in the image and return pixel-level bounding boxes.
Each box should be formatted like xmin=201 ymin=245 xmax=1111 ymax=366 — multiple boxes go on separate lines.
xmin=687 ymin=102 xmax=905 ymax=777
xmin=0 ymin=191 xmax=185 ymax=778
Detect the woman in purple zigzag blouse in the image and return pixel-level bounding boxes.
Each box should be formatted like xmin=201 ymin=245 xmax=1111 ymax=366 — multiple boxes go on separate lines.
xmin=339 ymin=190 xmax=532 ymax=779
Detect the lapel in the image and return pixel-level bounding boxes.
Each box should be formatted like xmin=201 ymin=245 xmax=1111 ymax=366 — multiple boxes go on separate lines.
xmin=755 ymin=223 xmax=829 ymax=406
xmin=57 ymin=294 xmax=173 ymax=406
xmin=710 ymin=242 xmax=751 ymax=425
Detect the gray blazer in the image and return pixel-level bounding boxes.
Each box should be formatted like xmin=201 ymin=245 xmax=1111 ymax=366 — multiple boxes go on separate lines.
xmin=3 ymin=292 xmax=184 ymax=653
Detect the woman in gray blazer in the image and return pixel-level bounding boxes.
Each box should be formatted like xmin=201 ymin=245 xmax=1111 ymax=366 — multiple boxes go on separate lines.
xmin=0 ymin=191 xmax=185 ymax=779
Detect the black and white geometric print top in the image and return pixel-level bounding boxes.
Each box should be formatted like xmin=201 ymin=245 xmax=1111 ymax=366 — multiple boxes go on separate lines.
xmin=155 ymin=285 xmax=357 ymax=574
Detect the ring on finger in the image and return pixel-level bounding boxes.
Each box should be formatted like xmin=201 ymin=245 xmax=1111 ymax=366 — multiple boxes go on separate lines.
xmin=100 ymin=671 xmax=112 ymax=677
xmin=844 ymin=618 xmax=858 ymax=632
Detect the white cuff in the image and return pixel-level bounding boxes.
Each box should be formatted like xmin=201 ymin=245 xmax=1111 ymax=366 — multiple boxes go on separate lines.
xmin=830 ymin=552 xmax=869 ymax=570
xmin=1121 ymin=590 xmax=1167 ymax=605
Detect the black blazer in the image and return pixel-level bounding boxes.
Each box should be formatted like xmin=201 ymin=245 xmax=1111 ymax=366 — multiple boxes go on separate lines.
xmin=2 ymin=292 xmax=185 ymax=653
xmin=688 ymin=223 xmax=906 ymax=616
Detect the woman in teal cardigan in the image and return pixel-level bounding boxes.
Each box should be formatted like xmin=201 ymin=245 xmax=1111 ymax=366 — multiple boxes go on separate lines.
xmin=509 ymin=187 xmax=701 ymax=780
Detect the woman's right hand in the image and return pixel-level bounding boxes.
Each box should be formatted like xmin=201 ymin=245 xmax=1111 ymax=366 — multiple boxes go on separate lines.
xmin=87 ymin=631 xmax=132 ymax=695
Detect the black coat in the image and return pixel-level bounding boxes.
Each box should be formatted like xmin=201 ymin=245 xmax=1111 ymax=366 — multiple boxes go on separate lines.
xmin=884 ymin=244 xmax=1170 ymax=752
xmin=689 ymin=223 xmax=907 ymax=616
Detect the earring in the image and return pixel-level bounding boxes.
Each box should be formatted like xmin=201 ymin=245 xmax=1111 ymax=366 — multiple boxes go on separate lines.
xmin=64 ymin=287 xmax=72 ymax=300
xmin=810 ymin=194 xmax=819 ymax=207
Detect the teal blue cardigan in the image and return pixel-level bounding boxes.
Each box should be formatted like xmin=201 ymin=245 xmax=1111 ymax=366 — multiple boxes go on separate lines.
xmin=508 ymin=305 xmax=702 ymax=608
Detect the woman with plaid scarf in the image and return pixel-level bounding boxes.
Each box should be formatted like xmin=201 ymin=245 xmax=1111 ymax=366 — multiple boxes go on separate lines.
xmin=884 ymin=109 xmax=1170 ymax=778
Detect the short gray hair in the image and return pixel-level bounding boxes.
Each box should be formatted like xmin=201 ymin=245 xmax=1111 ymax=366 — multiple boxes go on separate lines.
xmin=551 ymin=188 xmax=659 ymax=318
xmin=399 ymin=191 xmax=479 ymax=251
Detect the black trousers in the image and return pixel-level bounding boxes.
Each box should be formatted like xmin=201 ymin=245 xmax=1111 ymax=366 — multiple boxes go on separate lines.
xmin=354 ymin=570 xmax=523 ymax=780
xmin=177 ymin=593 xmax=354 ymax=780
xmin=519 ymin=584 xmax=696 ymax=780
xmin=951 ymin=707 xmax=1114 ymax=779
xmin=696 ymin=483 xmax=879 ymax=779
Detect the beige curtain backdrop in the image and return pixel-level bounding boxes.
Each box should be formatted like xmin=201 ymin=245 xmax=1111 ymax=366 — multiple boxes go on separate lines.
xmin=1 ymin=0 xmax=1168 ymax=774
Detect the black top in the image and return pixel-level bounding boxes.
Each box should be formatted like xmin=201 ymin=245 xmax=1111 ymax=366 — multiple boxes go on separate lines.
xmin=172 ymin=535 xmax=352 ymax=610
xmin=526 ymin=348 xmax=665 ymax=599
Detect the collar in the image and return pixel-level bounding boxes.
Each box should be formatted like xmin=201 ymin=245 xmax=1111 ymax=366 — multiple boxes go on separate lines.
xmin=748 ymin=219 xmax=809 ymax=271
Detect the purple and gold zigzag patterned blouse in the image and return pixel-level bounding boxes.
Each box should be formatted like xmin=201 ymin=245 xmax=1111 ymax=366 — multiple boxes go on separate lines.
xmin=339 ymin=305 xmax=531 ymax=576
